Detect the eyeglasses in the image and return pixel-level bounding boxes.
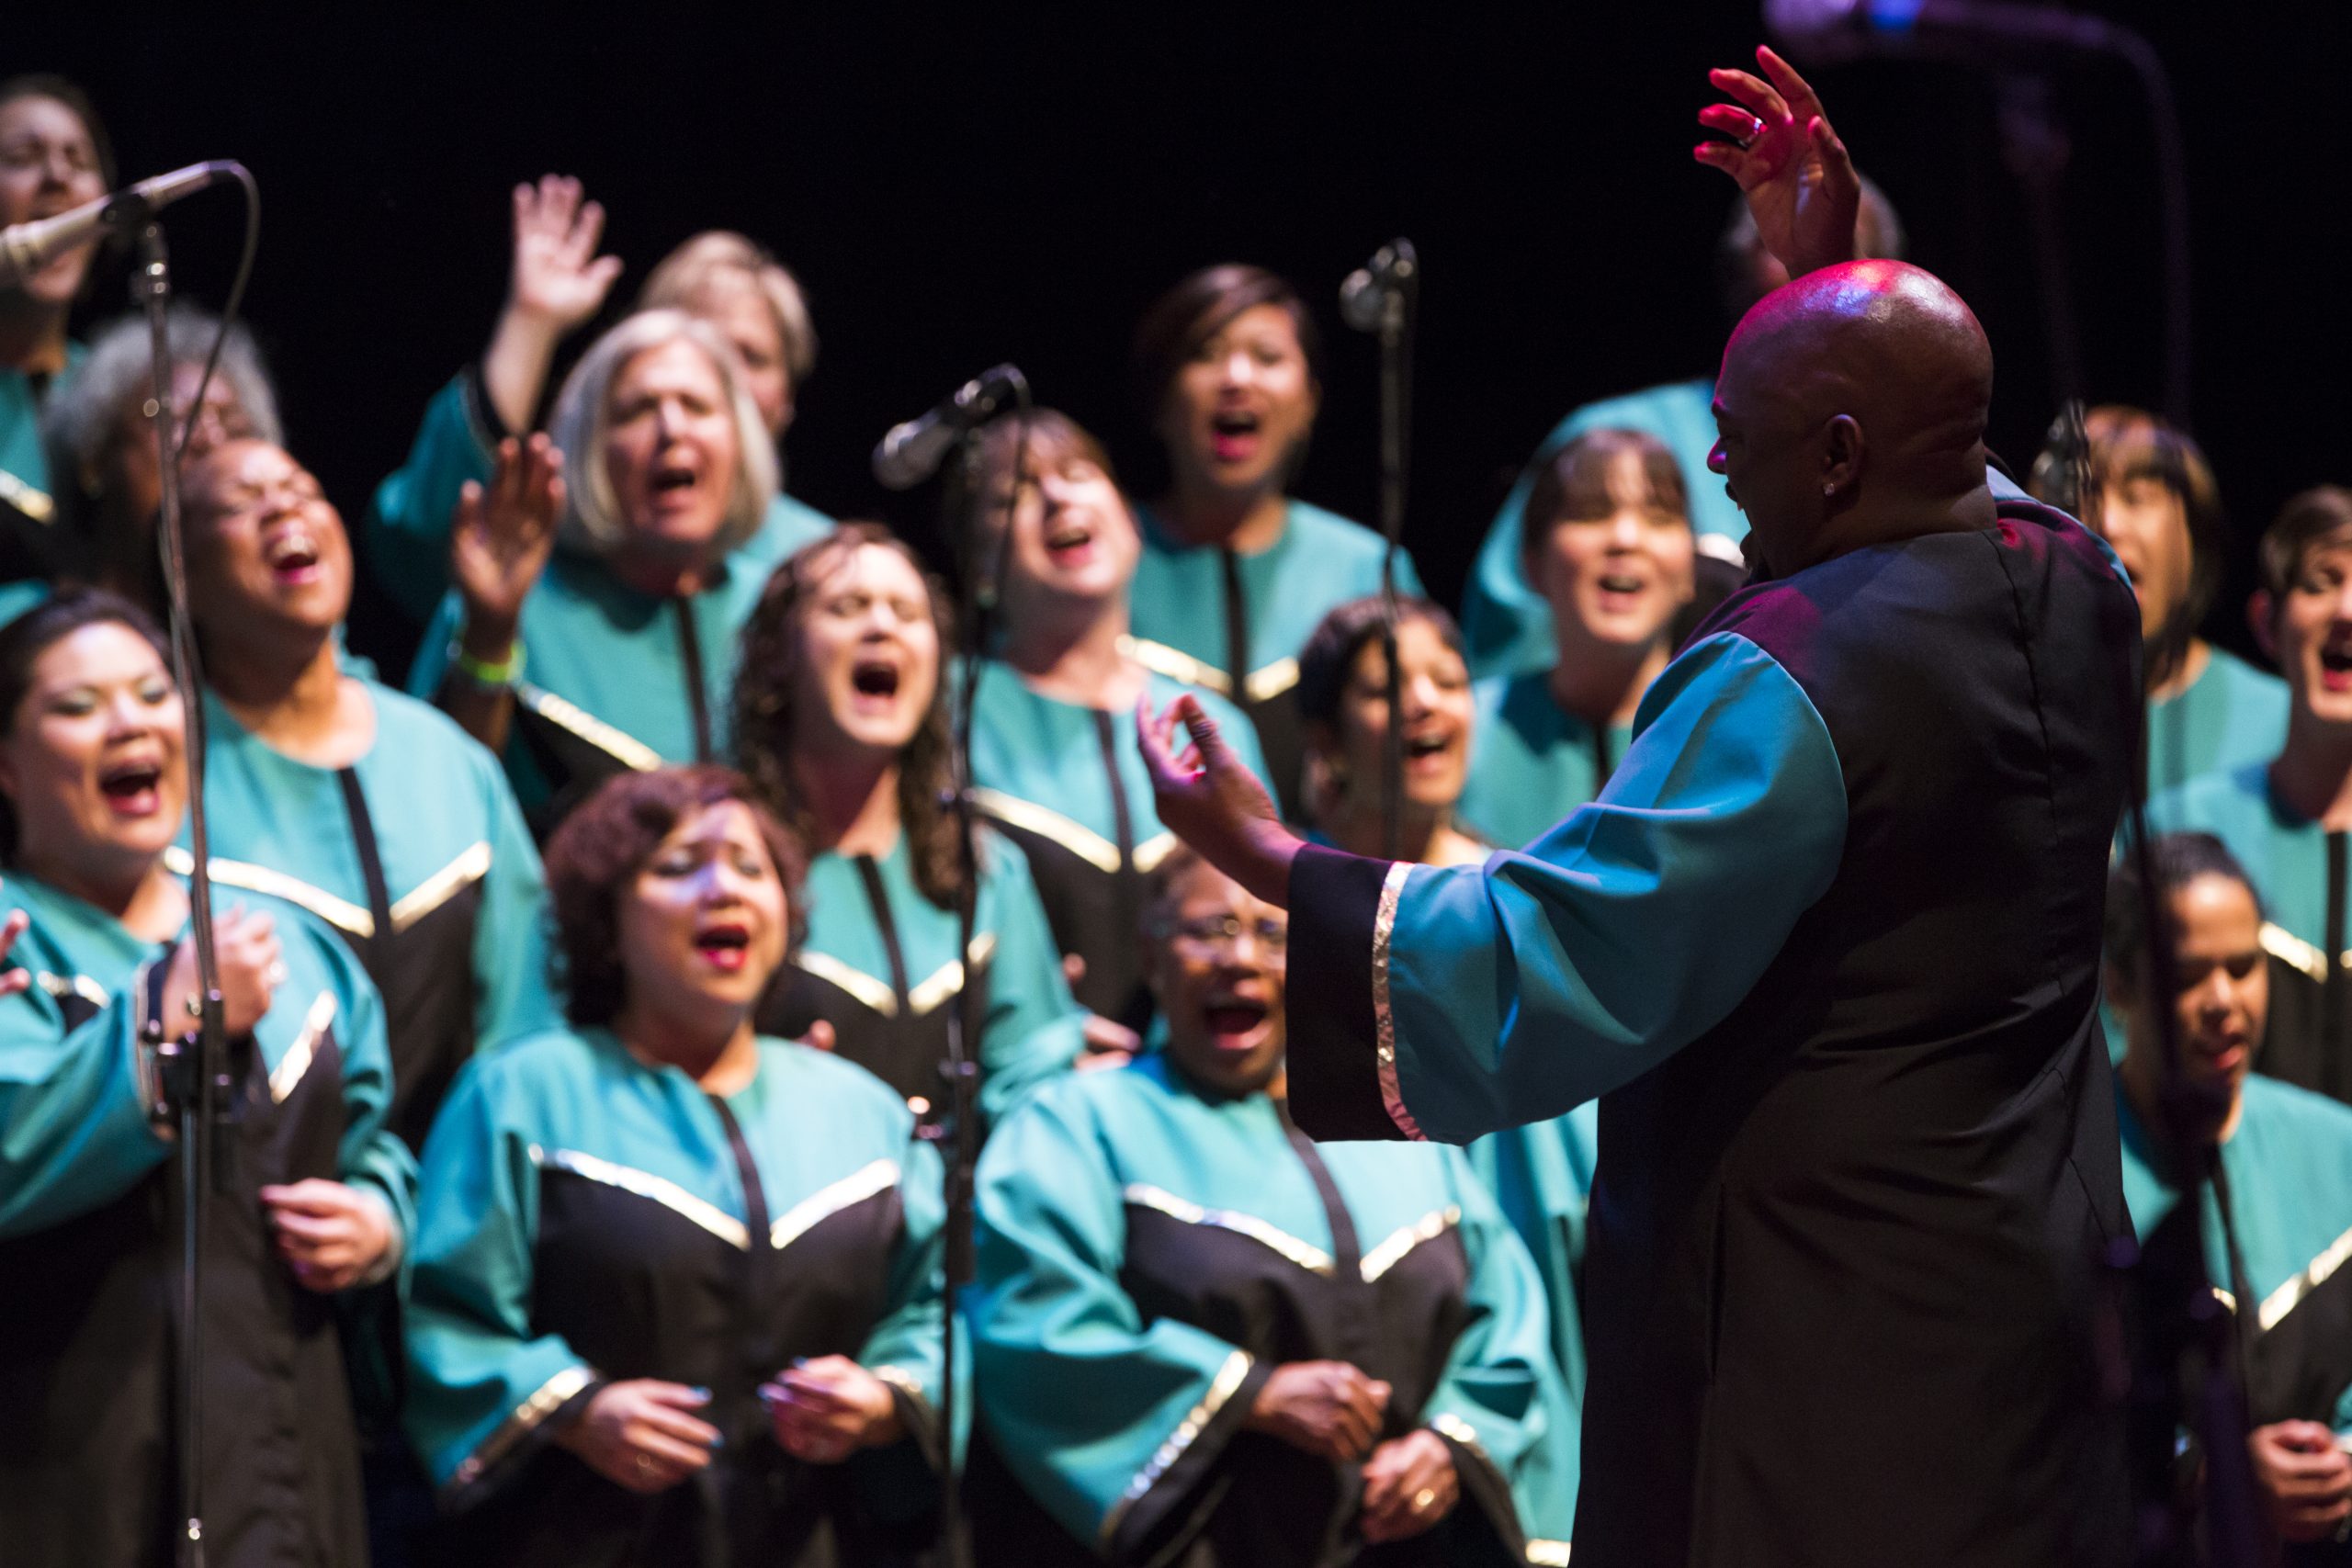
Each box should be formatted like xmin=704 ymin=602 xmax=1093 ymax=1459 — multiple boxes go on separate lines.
xmin=1162 ymin=913 xmax=1289 ymax=955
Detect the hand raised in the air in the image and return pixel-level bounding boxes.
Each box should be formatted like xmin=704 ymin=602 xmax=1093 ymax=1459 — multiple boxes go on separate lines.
xmin=451 ymin=434 xmax=563 ymax=648
xmin=1136 ymin=694 xmax=1301 ymax=909
xmin=506 ymin=174 xmax=623 ymax=334
xmin=1694 ymin=45 xmax=1861 ymax=281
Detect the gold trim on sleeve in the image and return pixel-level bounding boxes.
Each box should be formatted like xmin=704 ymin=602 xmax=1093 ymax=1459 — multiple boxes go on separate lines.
xmin=391 ymin=840 xmax=493 ymax=931
xmin=1122 ymin=1183 xmax=1336 ymax=1275
xmin=1372 ymin=860 xmax=1428 ymax=1141
xmin=908 ymin=934 xmax=996 ymax=1016
xmin=269 ymin=991 xmax=340 ymax=1103
xmin=514 ymin=684 xmax=664 ymax=773
xmin=2261 ymin=922 xmax=2328 ymax=983
xmin=971 ymin=788 xmax=1123 ymax=874
xmin=36 ymin=970 xmax=110 ymax=1009
xmin=164 ymin=847 xmax=375 ymax=938
xmin=1361 ymin=1206 xmax=1463 ymax=1282
xmin=1120 ymin=637 xmax=1230 ymax=695
xmin=531 ymin=1146 xmax=750 ymax=1249
xmin=1527 ymin=1540 xmax=1574 ymax=1565
xmin=0 ymin=468 xmax=53 ymax=525
xmin=1241 ymin=657 xmax=1300 ymax=705
xmin=2256 ymin=1223 xmax=2352 ymax=1334
xmin=872 ymin=1363 xmax=929 ymax=1404
xmin=794 ymin=951 xmax=899 ymax=1017
xmin=448 ymin=1363 xmax=597 ymax=1490
xmin=770 ymin=1158 xmax=899 ymax=1251
xmin=1099 ymin=1348 xmax=1254 ymax=1547
xmin=1132 ymin=831 xmax=1182 ymax=874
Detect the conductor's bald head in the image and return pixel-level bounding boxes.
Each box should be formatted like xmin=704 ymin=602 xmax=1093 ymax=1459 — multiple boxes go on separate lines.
xmin=1709 ymin=261 xmax=1996 ymax=579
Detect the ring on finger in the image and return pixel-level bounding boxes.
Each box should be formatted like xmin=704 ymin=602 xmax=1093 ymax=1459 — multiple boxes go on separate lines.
xmin=264 ymin=959 xmax=289 ymax=987
xmin=1414 ymin=1487 xmax=1439 ymax=1513
xmin=635 ymin=1452 xmax=654 ymax=1482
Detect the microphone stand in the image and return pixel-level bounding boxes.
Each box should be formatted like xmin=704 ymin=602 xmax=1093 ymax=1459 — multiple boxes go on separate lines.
xmin=1344 ymin=241 xmax=1419 ymax=858
xmin=929 ymin=367 xmax=1032 ymax=1568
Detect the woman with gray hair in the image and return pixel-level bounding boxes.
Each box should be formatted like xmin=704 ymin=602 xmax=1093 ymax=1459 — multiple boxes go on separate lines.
xmin=407 ymin=307 xmax=782 ymax=834
xmin=362 ymin=176 xmax=832 ymax=626
xmin=32 ymin=304 xmax=280 ymax=606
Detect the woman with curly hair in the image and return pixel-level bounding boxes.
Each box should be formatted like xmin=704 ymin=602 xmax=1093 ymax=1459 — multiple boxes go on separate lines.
xmin=733 ymin=525 xmax=1085 ymax=1127
xmin=402 ymin=765 xmax=946 ymax=1566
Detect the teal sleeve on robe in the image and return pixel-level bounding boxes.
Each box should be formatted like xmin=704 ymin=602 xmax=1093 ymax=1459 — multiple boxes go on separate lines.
xmin=1361 ymin=632 xmax=1849 ymax=1143
xmin=1461 ymin=378 xmax=1738 ymax=679
xmin=402 ymin=1053 xmax=585 ymax=1487
xmin=969 ymin=1077 xmax=1266 ymax=1554
xmin=0 ymin=961 xmax=168 ymax=1236
xmin=364 ymin=373 xmax=499 ymax=627
xmin=975 ymin=838 xmax=1090 ymax=1125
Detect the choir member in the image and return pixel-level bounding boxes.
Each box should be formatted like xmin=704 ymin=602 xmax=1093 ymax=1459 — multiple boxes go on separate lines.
xmin=0 ymin=75 xmax=110 ymax=582
xmin=1125 ymin=264 xmax=1426 ymax=816
xmin=403 ymin=765 xmax=945 ymax=1566
xmin=175 ymin=437 xmax=554 ymax=1148
xmin=1456 ymin=428 xmax=1696 ymax=850
xmin=733 ymin=525 xmax=1086 ymax=1124
xmin=0 ymin=587 xmax=412 ymax=1568
xmin=408 ymin=309 xmax=777 ymax=828
xmin=958 ymin=408 xmax=1267 ymax=1034
xmin=2103 ymin=833 xmax=2352 ymax=1553
xmin=365 ymin=177 xmax=830 ymax=626
xmin=2149 ymin=486 xmax=2352 ymax=1103
xmin=2030 ymin=406 xmax=2288 ymax=795
xmin=37 ymin=307 xmax=279 ymax=616
xmin=969 ymin=848 xmax=1576 ymax=1565
xmin=1297 ymin=593 xmax=1599 ymax=1516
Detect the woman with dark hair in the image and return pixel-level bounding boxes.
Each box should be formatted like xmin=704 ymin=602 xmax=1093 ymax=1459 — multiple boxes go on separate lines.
xmin=406 ymin=308 xmax=784 ymax=829
xmin=2102 ymin=832 xmax=2352 ymax=1552
xmin=403 ymin=765 xmax=946 ymax=1567
xmin=1458 ymin=427 xmax=1696 ymax=851
xmin=959 ymin=408 xmax=1267 ymax=1034
xmin=1125 ymin=264 xmax=1426 ymax=817
xmin=1296 ymin=592 xmax=1600 ymax=1521
xmin=1 ymin=75 xmax=113 ymax=584
xmin=969 ymin=848 xmax=1576 ymax=1566
xmin=2030 ymin=405 xmax=2288 ymax=794
xmin=734 ymin=525 xmax=1086 ymax=1125
xmin=0 ymin=587 xmax=412 ymax=1568
xmin=365 ymin=177 xmax=831 ymax=629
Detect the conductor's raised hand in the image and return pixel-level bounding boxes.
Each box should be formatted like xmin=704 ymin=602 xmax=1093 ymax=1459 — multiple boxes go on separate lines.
xmin=451 ymin=434 xmax=564 ymax=648
xmin=1136 ymin=694 xmax=1300 ymax=908
xmin=1695 ymin=45 xmax=1861 ymax=280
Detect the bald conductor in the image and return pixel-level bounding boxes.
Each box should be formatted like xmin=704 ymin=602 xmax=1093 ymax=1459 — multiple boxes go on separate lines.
xmin=1139 ymin=50 xmax=2141 ymax=1568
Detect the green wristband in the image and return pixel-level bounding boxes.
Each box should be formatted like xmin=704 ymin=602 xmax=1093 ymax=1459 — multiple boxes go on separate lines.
xmin=450 ymin=636 xmax=526 ymax=689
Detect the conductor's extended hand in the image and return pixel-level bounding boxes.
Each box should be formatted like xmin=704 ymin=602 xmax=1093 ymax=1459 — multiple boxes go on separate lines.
xmin=1694 ymin=45 xmax=1861 ymax=280
xmin=1136 ymin=694 xmax=1302 ymax=908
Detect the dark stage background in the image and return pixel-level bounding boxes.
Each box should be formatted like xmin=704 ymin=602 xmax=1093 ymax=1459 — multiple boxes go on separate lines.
xmin=12 ymin=5 xmax=2349 ymax=678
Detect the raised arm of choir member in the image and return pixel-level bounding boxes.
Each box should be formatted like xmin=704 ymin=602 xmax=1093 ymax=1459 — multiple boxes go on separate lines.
xmin=409 ymin=310 xmax=777 ymax=829
xmin=1123 ymin=265 xmax=1424 ymax=818
xmin=0 ymin=590 xmax=410 ymax=1566
xmin=956 ymin=408 xmax=1268 ymax=1043
xmin=0 ymin=76 xmax=111 ymax=584
xmin=403 ymin=768 xmax=945 ymax=1567
xmin=2102 ymin=834 xmax=2352 ymax=1543
xmin=1459 ymin=430 xmax=1696 ymax=850
xmin=967 ymin=850 xmax=1575 ymax=1565
xmin=175 ymin=439 xmax=556 ymax=1151
xmin=732 ymin=526 xmax=1087 ymax=1128
xmin=36 ymin=306 xmax=279 ymax=609
xmin=362 ymin=179 xmax=829 ymax=625
xmin=2146 ymin=487 xmax=2352 ymax=1104
xmin=2030 ymin=409 xmax=2286 ymax=795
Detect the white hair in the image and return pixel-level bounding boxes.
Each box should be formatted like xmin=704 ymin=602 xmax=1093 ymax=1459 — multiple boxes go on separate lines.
xmin=639 ymin=231 xmax=818 ymax=387
xmin=40 ymin=306 xmax=282 ymax=509
xmin=547 ymin=309 xmax=777 ymax=558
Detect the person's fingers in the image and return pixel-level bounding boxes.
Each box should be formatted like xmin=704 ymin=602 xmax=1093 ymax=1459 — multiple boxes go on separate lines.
xmin=1709 ymin=67 xmax=1791 ymax=126
xmin=628 ymin=1426 xmax=715 ymax=1477
xmin=639 ymin=1382 xmax=714 ymax=1411
xmin=3 ymin=906 xmax=29 ymax=950
xmin=583 ymin=254 xmax=625 ymax=299
xmin=1809 ymin=117 xmax=1858 ymax=185
xmin=0 ymin=970 xmax=28 ymax=998
xmin=1756 ymin=44 xmax=1824 ymax=122
xmin=258 ymin=1179 xmax=352 ymax=1214
xmin=636 ymin=1403 xmax=721 ymax=1450
xmin=266 ymin=1208 xmax=348 ymax=1246
xmin=453 ymin=479 xmax=485 ymax=546
xmin=566 ymin=197 xmax=606 ymax=263
xmin=1365 ymin=1379 xmax=1393 ymax=1415
xmin=1136 ymin=697 xmax=1181 ymax=784
xmin=1692 ymin=142 xmax=1758 ymax=183
xmin=1699 ymin=103 xmax=1765 ymax=141
xmin=801 ymin=1019 xmax=837 ymax=1053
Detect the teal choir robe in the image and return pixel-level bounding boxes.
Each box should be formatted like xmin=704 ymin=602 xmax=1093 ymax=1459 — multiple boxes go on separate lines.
xmin=1455 ymin=671 xmax=1635 ymax=852
xmin=2118 ymin=1077 xmax=2352 ymax=1473
xmin=1127 ymin=499 xmax=1423 ymax=818
xmin=969 ymin=1048 xmax=1577 ymax=1566
xmin=1283 ymin=501 xmax=2140 ymax=1566
xmin=404 ymin=1027 xmax=945 ymax=1567
xmin=757 ymin=830 xmax=1085 ymax=1129
xmin=0 ymin=346 xmax=82 ymax=583
xmin=408 ymin=542 xmax=773 ymax=832
xmin=2143 ymin=646 xmax=2290 ymax=799
xmin=1460 ymin=378 xmax=1742 ymax=680
xmin=363 ymin=367 xmax=831 ymax=626
xmin=0 ymin=869 xmax=414 ymax=1568
xmin=968 ymin=660 xmax=1268 ymax=1029
xmin=188 ymin=677 xmax=557 ymax=1150
xmin=2149 ymin=763 xmax=2351 ymax=1104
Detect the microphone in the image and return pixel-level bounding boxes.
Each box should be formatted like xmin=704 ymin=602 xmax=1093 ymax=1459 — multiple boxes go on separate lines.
xmin=1339 ymin=240 xmax=1418 ymax=333
xmin=871 ymin=365 xmax=1025 ymax=490
xmin=1765 ymin=0 xmax=2130 ymax=67
xmin=0 ymin=161 xmax=241 ymax=289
